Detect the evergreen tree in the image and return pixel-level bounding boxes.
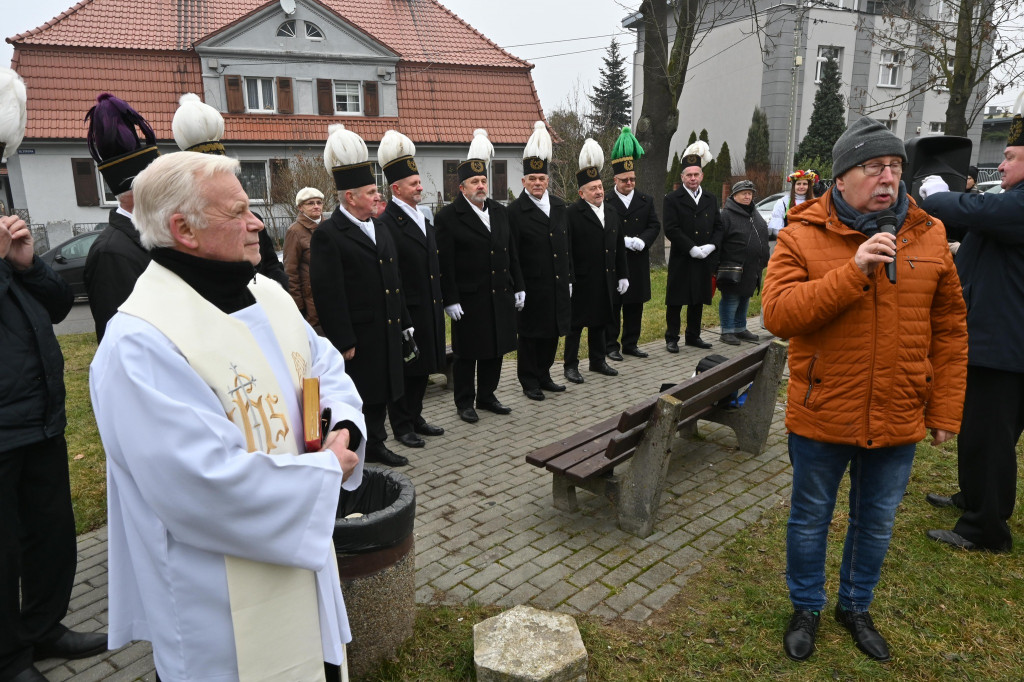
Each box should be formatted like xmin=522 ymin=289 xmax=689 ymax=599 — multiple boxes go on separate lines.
xmin=796 ymin=56 xmax=846 ymax=174
xmin=666 ymin=151 xmax=681 ymax=193
xmin=699 ymin=128 xmax=710 ymax=144
xmin=687 ymin=130 xmax=697 ymax=146
xmin=587 ymin=39 xmax=632 ymax=133
xmin=744 ymin=107 xmax=771 ymax=174
xmin=717 ymin=141 xmax=733 ymax=190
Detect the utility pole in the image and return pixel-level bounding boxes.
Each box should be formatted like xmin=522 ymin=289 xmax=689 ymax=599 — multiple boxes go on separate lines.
xmin=783 ymin=2 xmax=808 ymax=192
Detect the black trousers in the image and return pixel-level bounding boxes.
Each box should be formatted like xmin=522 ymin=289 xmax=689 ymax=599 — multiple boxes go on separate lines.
xmin=607 ymin=300 xmax=644 ymax=352
xmin=363 ymin=402 xmax=389 ymax=452
xmin=453 ymin=356 xmax=502 ymax=410
xmin=517 ymin=336 xmax=559 ymax=390
xmin=665 ymin=304 xmax=704 ymax=342
xmin=0 ymin=435 xmax=77 ymax=680
xmin=953 ymin=366 xmax=1024 ymax=551
xmin=388 ymin=374 xmax=429 ymax=437
xmin=563 ymin=327 xmax=606 ymax=369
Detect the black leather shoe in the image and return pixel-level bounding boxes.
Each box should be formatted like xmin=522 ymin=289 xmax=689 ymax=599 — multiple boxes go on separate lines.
xmin=925 ymin=493 xmax=961 ymax=509
xmin=11 ymin=666 xmax=48 ymax=682
xmin=523 ymin=388 xmax=545 ymax=401
xmin=834 ymin=605 xmax=891 ymax=662
xmin=564 ymin=367 xmax=585 ymax=384
xmin=477 ymin=400 xmax=512 ymax=415
xmin=540 ymin=380 xmax=566 ymax=392
xmin=783 ymin=610 xmax=819 ymax=662
xmin=927 ymin=529 xmax=1010 ymax=553
xmin=685 ymin=337 xmax=713 ymax=349
xmin=623 ymin=347 xmax=648 ymax=358
xmin=458 ymin=407 xmax=479 ymax=423
xmin=665 ymin=340 xmax=679 ymax=353
xmin=413 ymin=422 xmax=444 ymax=437
xmin=607 ymin=350 xmax=624 ymax=362
xmin=589 ymin=362 xmax=618 ymax=376
xmin=735 ymin=330 xmax=760 ymax=342
xmin=720 ymin=333 xmax=741 ymax=346
xmin=396 ymin=432 xmax=425 ymax=448
xmin=366 ymin=445 xmax=409 ymax=467
xmin=33 ymin=630 xmax=107 ymax=661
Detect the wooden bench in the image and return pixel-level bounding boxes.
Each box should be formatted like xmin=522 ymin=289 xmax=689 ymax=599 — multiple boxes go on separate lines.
xmin=526 ymin=340 xmax=788 ymax=537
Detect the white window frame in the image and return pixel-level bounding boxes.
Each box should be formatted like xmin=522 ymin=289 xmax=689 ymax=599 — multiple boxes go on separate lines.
xmin=875 ymin=118 xmax=897 ymax=132
xmin=929 ymin=121 xmax=945 ymax=134
xmin=276 ymin=20 xmax=295 ymax=37
xmin=305 ymin=21 xmax=325 ymax=40
xmin=245 ymin=77 xmax=276 ymax=113
xmin=877 ymin=49 xmax=902 ymax=88
xmin=239 ymin=161 xmax=270 ymax=204
xmin=99 ymin=171 xmax=118 ymax=207
xmin=333 ymin=81 xmax=362 ymax=115
xmin=815 ymin=46 xmax=842 ymax=83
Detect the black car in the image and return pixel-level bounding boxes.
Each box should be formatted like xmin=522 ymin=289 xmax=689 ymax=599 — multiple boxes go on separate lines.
xmin=40 ymin=230 xmax=103 ymax=300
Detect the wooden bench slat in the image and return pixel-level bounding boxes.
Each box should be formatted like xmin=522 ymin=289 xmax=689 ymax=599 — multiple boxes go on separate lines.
xmin=544 ymin=432 xmax=618 ymax=472
xmin=525 ymin=415 xmax=620 ymax=466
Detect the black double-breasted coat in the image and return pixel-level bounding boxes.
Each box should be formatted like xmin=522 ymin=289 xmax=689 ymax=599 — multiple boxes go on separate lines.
xmin=435 ymin=193 xmax=523 ymax=360
xmin=508 ymin=190 xmax=571 ymax=339
xmin=378 ymin=201 xmax=446 ymax=376
xmin=567 ymin=199 xmax=628 ymax=329
xmin=309 ymin=208 xmax=410 ymax=405
xmin=606 ymin=190 xmax=662 ymax=305
xmin=663 ymin=187 xmax=724 ymax=306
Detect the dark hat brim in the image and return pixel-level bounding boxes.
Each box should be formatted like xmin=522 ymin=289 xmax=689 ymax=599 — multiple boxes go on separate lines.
xmin=98 ymin=145 xmax=161 ymax=195
xmin=611 ymin=156 xmax=636 ymax=176
xmin=383 ymin=155 xmax=419 ymax=184
xmin=576 ymin=166 xmax=601 ymax=189
xmin=332 ymin=161 xmax=376 ymax=191
xmin=458 ymin=159 xmax=488 ymax=183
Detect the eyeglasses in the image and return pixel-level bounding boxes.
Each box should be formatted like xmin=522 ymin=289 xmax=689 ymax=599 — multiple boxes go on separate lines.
xmin=618 ymin=178 xmax=636 ymax=184
xmin=857 ymin=161 xmax=903 ymax=176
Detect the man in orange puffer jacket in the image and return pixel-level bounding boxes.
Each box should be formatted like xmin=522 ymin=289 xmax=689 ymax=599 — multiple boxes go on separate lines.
xmin=763 ymin=117 xmax=968 ymax=665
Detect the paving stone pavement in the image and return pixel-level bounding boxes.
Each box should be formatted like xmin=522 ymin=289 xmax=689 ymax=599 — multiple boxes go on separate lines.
xmin=47 ymin=320 xmax=792 ymax=680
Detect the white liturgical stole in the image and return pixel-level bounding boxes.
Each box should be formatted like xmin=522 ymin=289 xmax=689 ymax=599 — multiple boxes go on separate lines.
xmin=119 ymin=262 xmax=329 ymax=682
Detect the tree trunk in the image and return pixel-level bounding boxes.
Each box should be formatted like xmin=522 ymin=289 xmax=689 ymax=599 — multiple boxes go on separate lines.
xmin=944 ymin=0 xmax=978 ymax=137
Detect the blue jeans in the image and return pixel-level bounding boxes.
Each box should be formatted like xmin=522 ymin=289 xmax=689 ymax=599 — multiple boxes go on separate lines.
xmin=718 ymin=292 xmax=750 ymax=334
xmin=786 ymin=433 xmax=916 ymax=612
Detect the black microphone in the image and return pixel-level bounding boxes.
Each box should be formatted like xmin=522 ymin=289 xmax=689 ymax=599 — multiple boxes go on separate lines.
xmin=877 ymin=209 xmax=897 ymax=284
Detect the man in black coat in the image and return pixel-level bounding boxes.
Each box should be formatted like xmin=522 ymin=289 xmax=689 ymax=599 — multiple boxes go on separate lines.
xmin=508 ymin=125 xmax=571 ymax=401
xmin=436 ymin=145 xmax=524 ymax=423
xmin=919 ymin=115 xmax=1024 ymax=553
xmin=311 ymin=127 xmax=411 ymax=467
xmin=377 ymin=131 xmax=446 ymax=448
xmin=663 ymin=142 xmax=723 ymax=351
xmin=605 ymin=158 xmax=661 ymax=361
xmin=563 ymin=140 xmax=629 ymax=384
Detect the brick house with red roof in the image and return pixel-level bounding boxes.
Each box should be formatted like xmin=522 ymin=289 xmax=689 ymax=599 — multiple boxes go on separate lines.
xmin=4 ymin=0 xmax=545 ymax=229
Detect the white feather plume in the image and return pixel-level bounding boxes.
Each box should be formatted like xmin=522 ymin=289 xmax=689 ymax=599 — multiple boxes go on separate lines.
xmin=0 ymin=68 xmax=28 ymax=160
xmin=578 ymin=137 xmax=604 ymax=171
xmin=466 ymin=128 xmax=493 ymax=164
xmin=523 ymin=120 xmax=552 ymax=162
xmin=171 ymin=93 xmax=224 ymax=151
xmin=324 ymin=123 xmax=368 ymax=172
xmin=682 ymin=140 xmax=713 ymax=167
xmin=377 ymin=129 xmax=416 ymax=168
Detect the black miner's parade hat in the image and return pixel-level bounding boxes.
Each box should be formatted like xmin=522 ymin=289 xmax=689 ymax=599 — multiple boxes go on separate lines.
xmin=1008 ymin=114 xmax=1024 ymax=147
xmin=324 ymin=124 xmax=376 ymax=191
xmin=610 ymin=126 xmax=644 ymax=176
xmin=680 ymin=140 xmax=712 ymax=171
xmin=576 ymin=138 xmax=604 ymax=189
xmin=85 ymin=93 xmax=161 ymax=195
xmin=378 ymin=129 xmax=419 ymax=185
xmin=522 ymin=121 xmax=551 ymax=176
xmin=457 ymin=129 xmax=493 ymax=183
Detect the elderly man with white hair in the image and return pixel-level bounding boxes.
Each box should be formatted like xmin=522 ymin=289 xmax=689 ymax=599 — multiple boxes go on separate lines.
xmin=90 ymin=151 xmax=365 ymax=682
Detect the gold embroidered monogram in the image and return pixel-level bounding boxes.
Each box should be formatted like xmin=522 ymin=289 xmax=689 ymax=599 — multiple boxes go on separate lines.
xmin=471 ymin=160 xmax=485 ymax=173
xmin=407 ymin=158 xmax=418 ymax=172
xmin=226 ymin=365 xmax=290 ymax=452
xmin=587 ymin=167 xmax=598 ymax=178
xmin=529 ymin=158 xmax=544 ymax=171
xmin=624 ymin=159 xmax=634 ymax=171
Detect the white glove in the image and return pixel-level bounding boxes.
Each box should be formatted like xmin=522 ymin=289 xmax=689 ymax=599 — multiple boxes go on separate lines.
xmin=402 ymin=327 xmax=415 ymax=340
xmin=444 ymin=304 xmax=464 ymax=321
xmin=700 ymin=244 xmax=716 ymax=257
xmin=514 ymin=290 xmax=526 ymax=311
xmin=569 ymin=283 xmax=573 ymax=297
xmin=949 ymin=241 xmax=960 ymax=256
xmin=617 ymin=279 xmax=629 ymax=295
xmin=626 ymin=237 xmax=644 ymax=251
xmin=689 ymin=246 xmax=705 ymax=259
xmin=919 ymin=175 xmax=949 ymax=200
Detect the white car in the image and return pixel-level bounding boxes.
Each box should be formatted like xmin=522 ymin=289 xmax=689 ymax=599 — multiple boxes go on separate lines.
xmin=756 ymin=192 xmax=785 ymax=225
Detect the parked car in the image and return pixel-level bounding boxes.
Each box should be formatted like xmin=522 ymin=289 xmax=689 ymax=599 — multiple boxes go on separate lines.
xmin=978 ymin=180 xmax=1003 ymax=194
xmin=756 ymin=192 xmax=785 ymax=225
xmin=40 ymin=230 xmax=103 ymax=300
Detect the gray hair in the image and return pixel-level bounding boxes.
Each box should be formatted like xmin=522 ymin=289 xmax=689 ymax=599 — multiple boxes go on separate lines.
xmin=132 ymin=152 xmax=241 ymax=250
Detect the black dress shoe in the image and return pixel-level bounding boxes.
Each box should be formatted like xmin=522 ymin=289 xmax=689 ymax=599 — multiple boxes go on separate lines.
xmin=834 ymin=605 xmax=891 ymax=662
xmin=458 ymin=407 xmax=479 ymax=423
xmin=539 ymin=379 xmax=566 ymax=392
xmin=477 ymin=400 xmax=512 ymax=415
xmin=720 ymin=333 xmax=741 ymax=346
xmin=685 ymin=337 xmax=713 ymax=349
xmin=413 ymin=422 xmax=445 ymax=437
xmin=11 ymin=666 xmax=48 ymax=682
xmin=523 ymin=388 xmax=545 ymax=401
xmin=783 ymin=610 xmax=819 ymax=662
xmin=395 ymin=432 xmax=425 ymax=448
xmin=607 ymin=350 xmax=624 ymax=362
xmin=927 ymin=529 xmax=1010 ymax=553
xmin=366 ymin=445 xmax=409 ymax=467
xmin=564 ymin=367 xmax=585 ymax=384
xmin=623 ymin=347 xmax=648 ymax=358
xmin=735 ymin=330 xmax=760 ymax=342
xmin=665 ymin=340 xmax=679 ymax=353
xmin=589 ymin=362 xmax=618 ymax=376
xmin=33 ymin=629 xmax=107 ymax=661
xmin=925 ymin=493 xmax=961 ymax=509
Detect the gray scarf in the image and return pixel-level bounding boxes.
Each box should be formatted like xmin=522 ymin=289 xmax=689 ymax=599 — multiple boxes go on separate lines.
xmin=832 ymin=180 xmax=910 ymax=236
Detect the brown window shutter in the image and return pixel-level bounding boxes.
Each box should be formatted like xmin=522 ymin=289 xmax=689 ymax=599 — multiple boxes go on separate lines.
xmin=443 ymin=160 xmax=459 ymax=202
xmin=491 ymin=160 xmax=507 ymax=200
xmin=317 ymin=79 xmax=334 ymax=115
xmin=225 ymin=75 xmax=245 ymax=114
xmin=363 ymin=81 xmax=379 ymax=117
xmin=71 ymin=158 xmax=100 ymax=207
xmin=276 ymin=77 xmax=293 ymax=114
xmin=269 ymin=158 xmax=290 ymax=203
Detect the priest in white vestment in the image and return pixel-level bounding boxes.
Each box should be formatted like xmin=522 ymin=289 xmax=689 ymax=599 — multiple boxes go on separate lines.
xmin=90 ymin=152 xmax=365 ymax=682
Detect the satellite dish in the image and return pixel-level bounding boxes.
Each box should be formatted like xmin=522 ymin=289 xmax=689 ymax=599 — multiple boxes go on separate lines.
xmin=280 ymin=0 xmax=296 ymax=14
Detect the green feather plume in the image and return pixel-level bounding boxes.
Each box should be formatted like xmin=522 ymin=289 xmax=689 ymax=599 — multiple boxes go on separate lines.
xmin=611 ymin=126 xmax=644 ymax=161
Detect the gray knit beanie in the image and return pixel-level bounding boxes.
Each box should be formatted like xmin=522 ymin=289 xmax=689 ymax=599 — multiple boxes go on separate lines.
xmin=831 ymin=116 xmax=907 ymax=178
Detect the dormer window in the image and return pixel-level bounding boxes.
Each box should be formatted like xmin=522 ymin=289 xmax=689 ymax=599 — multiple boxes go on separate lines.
xmin=305 ymin=22 xmax=325 ymax=39
xmin=276 ymin=20 xmax=296 ymax=37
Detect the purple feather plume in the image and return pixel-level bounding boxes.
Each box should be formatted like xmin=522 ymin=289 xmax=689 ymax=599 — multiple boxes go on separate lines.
xmin=84 ymin=93 xmax=156 ymax=163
